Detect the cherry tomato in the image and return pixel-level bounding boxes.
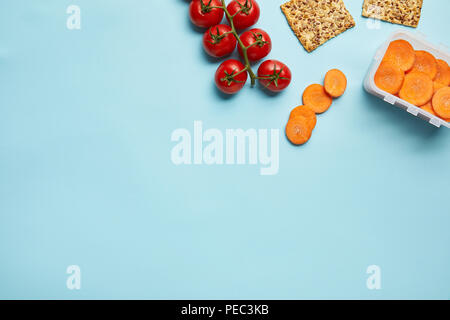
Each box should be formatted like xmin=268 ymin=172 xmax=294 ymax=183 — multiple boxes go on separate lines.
xmin=203 ymin=25 xmax=237 ymax=58
xmin=227 ymin=0 xmax=260 ymax=30
xmin=189 ymin=0 xmax=224 ymax=28
xmin=257 ymin=60 xmax=292 ymax=92
xmin=215 ymin=59 xmax=248 ymax=94
xmin=238 ymin=28 xmax=272 ymax=62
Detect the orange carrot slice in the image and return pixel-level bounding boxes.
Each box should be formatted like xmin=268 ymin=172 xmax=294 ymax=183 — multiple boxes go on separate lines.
xmin=432 ymin=87 xmax=450 ymax=119
xmin=399 ymin=72 xmax=434 ymax=106
xmin=382 ymin=39 xmax=415 ymax=72
xmin=324 ymin=69 xmax=347 ymax=98
xmin=421 ymin=102 xmax=437 ymax=116
xmin=374 ymin=61 xmax=404 ymax=95
xmin=302 ymin=84 xmax=333 ymax=114
xmin=434 ymin=81 xmax=446 ymax=93
xmin=289 ymin=105 xmax=317 ymax=130
xmin=285 ymin=118 xmax=312 ymax=145
xmin=422 ymin=101 xmax=450 ymax=122
xmin=409 ymin=50 xmax=438 ymax=80
xmin=434 ymin=59 xmax=450 ymax=86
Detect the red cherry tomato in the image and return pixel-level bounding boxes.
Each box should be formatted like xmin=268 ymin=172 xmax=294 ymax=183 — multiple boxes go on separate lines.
xmin=257 ymin=60 xmax=292 ymax=92
xmin=227 ymin=0 xmax=260 ymax=30
xmin=189 ymin=0 xmax=224 ymax=28
xmin=215 ymin=59 xmax=248 ymax=94
xmin=203 ymin=25 xmax=237 ymax=58
xmin=238 ymin=28 xmax=272 ymax=62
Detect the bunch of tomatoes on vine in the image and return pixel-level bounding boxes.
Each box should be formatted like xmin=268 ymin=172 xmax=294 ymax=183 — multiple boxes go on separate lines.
xmin=189 ymin=0 xmax=292 ymax=94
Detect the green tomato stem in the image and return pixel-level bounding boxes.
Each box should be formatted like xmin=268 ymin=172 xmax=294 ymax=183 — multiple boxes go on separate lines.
xmin=220 ymin=0 xmax=256 ymax=86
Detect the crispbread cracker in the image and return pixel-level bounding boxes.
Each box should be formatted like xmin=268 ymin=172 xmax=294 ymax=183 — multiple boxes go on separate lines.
xmin=362 ymin=0 xmax=423 ymax=28
xmin=281 ymin=0 xmax=355 ymax=53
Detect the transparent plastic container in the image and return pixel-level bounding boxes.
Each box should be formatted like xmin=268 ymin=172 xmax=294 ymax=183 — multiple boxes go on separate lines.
xmin=364 ymin=31 xmax=450 ymax=128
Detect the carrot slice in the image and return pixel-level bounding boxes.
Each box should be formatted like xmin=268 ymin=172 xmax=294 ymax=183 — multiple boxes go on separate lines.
xmin=434 ymin=59 xmax=450 ymax=86
xmin=408 ymin=51 xmax=438 ymax=80
xmin=399 ymin=72 xmax=433 ymax=106
xmin=434 ymin=81 xmax=446 ymax=93
xmin=285 ymin=118 xmax=312 ymax=145
xmin=421 ymin=102 xmax=437 ymax=116
xmin=374 ymin=61 xmax=404 ymax=95
xmin=421 ymin=102 xmax=450 ymax=121
xmin=289 ymin=105 xmax=317 ymax=130
xmin=422 ymin=101 xmax=450 ymax=122
xmin=432 ymin=87 xmax=450 ymax=119
xmin=302 ymin=84 xmax=333 ymax=114
xmin=324 ymin=69 xmax=347 ymax=98
xmin=382 ymin=40 xmax=415 ymax=72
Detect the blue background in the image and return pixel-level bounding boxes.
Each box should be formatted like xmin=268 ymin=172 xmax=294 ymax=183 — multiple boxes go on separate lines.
xmin=0 ymin=0 xmax=449 ymax=299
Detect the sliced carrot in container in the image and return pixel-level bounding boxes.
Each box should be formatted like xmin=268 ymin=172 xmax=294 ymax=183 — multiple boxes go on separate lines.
xmin=434 ymin=81 xmax=446 ymax=93
xmin=324 ymin=69 xmax=347 ymax=98
xmin=434 ymin=59 xmax=450 ymax=86
xmin=421 ymin=102 xmax=437 ymax=116
xmin=399 ymin=72 xmax=433 ymax=106
xmin=302 ymin=84 xmax=333 ymax=114
xmin=421 ymin=102 xmax=450 ymax=121
xmin=432 ymin=87 xmax=450 ymax=119
xmin=374 ymin=61 xmax=404 ymax=95
xmin=289 ymin=105 xmax=317 ymax=130
xmin=408 ymin=50 xmax=438 ymax=80
xmin=382 ymin=39 xmax=415 ymax=72
xmin=285 ymin=118 xmax=312 ymax=145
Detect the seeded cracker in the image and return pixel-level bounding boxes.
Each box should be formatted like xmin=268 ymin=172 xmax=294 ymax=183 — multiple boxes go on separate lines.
xmin=281 ymin=0 xmax=355 ymax=53
xmin=362 ymin=0 xmax=423 ymax=28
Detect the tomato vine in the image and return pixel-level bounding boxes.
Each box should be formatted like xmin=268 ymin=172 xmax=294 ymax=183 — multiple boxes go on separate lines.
xmin=217 ymin=0 xmax=258 ymax=86
xmin=190 ymin=0 xmax=292 ymax=94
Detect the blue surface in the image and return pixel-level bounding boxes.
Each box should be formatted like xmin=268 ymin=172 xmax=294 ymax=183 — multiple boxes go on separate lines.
xmin=0 ymin=0 xmax=449 ymax=299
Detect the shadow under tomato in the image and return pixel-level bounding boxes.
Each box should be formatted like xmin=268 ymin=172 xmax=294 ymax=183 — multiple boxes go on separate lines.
xmin=201 ymin=46 xmax=229 ymax=64
xmin=187 ymin=15 xmax=206 ymax=34
xmin=257 ymin=82 xmax=288 ymax=97
xmin=213 ymin=82 xmax=240 ymax=100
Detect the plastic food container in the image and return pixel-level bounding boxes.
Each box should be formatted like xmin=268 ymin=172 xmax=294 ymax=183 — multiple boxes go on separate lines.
xmin=364 ymin=31 xmax=450 ymax=128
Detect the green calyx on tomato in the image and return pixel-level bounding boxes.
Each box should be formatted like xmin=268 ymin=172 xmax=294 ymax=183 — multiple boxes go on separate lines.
xmin=226 ymin=0 xmax=260 ymax=31
xmin=249 ymin=31 xmax=269 ymax=48
xmin=221 ymin=69 xmax=247 ymax=86
xmin=215 ymin=59 xmax=248 ymax=94
xmin=200 ymin=0 xmax=215 ymax=14
xmin=259 ymin=64 xmax=290 ymax=89
xmin=236 ymin=0 xmax=253 ymax=15
xmin=208 ymin=27 xmax=231 ymax=45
